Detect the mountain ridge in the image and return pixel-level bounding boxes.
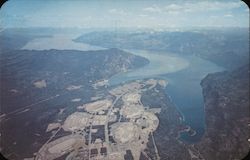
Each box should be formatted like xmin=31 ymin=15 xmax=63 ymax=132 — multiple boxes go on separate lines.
xmin=197 ymin=64 xmax=250 ymax=159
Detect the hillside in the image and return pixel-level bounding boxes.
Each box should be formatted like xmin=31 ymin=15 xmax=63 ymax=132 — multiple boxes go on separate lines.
xmin=74 ymin=28 xmax=249 ymax=70
xmin=197 ymin=64 xmax=250 ymax=159
xmin=0 ymin=48 xmax=149 ymax=113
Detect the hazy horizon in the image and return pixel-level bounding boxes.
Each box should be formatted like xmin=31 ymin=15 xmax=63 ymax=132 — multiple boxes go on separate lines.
xmin=0 ymin=0 xmax=249 ymax=29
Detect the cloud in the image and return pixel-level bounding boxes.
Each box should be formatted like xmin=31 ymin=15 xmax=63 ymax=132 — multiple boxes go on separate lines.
xmin=167 ymin=10 xmax=180 ymax=15
xmin=109 ymin=8 xmax=128 ymax=16
xmin=164 ymin=1 xmax=243 ymax=13
xmin=139 ymin=14 xmax=149 ymax=17
xmin=165 ymin=4 xmax=183 ymax=11
xmin=143 ymin=5 xmax=162 ymax=13
xmin=224 ymin=14 xmax=234 ymax=17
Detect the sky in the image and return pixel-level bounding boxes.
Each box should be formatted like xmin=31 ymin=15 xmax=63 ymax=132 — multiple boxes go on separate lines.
xmin=0 ymin=0 xmax=249 ymax=29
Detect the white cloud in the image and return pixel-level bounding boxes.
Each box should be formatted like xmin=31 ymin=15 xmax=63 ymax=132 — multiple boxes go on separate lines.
xmin=224 ymin=14 xmax=234 ymax=17
xmin=109 ymin=8 xmax=117 ymax=13
xmin=143 ymin=5 xmax=162 ymax=13
xmin=164 ymin=1 xmax=243 ymax=13
xmin=109 ymin=8 xmax=128 ymax=16
xmin=168 ymin=10 xmax=180 ymax=15
xmin=139 ymin=14 xmax=149 ymax=17
xmin=165 ymin=4 xmax=183 ymax=11
xmin=209 ymin=15 xmax=218 ymax=19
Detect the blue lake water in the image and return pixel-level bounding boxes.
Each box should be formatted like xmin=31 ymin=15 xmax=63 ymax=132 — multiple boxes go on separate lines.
xmin=109 ymin=49 xmax=225 ymax=143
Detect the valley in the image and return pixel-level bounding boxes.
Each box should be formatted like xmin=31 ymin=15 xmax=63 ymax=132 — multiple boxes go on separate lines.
xmin=0 ymin=28 xmax=249 ymax=160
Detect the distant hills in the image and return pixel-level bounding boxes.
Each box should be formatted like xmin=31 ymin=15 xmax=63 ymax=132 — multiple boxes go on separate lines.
xmin=74 ymin=28 xmax=249 ymax=70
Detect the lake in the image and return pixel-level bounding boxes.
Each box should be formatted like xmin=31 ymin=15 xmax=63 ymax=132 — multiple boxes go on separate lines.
xmin=109 ymin=49 xmax=225 ymax=143
xmin=22 ymin=34 xmax=104 ymax=51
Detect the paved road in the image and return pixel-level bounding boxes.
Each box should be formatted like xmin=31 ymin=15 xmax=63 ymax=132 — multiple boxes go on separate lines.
xmin=104 ymin=93 xmax=125 ymax=159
